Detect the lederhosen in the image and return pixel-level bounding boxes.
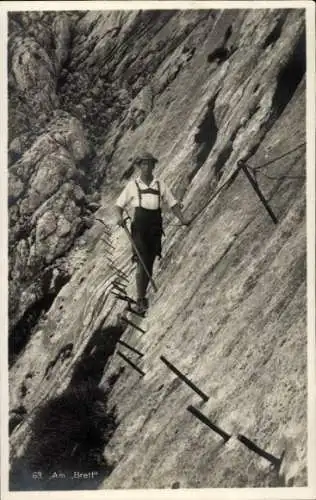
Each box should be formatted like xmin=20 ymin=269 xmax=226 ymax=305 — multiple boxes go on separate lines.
xmin=131 ymin=180 xmax=163 ymax=264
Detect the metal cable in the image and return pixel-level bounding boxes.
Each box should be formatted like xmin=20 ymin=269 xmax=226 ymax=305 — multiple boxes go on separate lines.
xmin=251 ymin=142 xmax=305 ymax=171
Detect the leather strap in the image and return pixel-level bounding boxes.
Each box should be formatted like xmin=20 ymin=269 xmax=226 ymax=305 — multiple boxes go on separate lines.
xmin=135 ymin=180 xmax=142 ymax=206
xmin=135 ymin=180 xmax=161 ymax=208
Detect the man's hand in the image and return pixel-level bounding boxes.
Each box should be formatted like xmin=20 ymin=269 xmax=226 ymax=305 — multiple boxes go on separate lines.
xmin=114 ymin=205 xmax=125 ymax=228
xmin=171 ymin=204 xmax=190 ymax=227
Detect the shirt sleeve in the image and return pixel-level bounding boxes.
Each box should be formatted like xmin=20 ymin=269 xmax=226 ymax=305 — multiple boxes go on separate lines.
xmin=115 ymin=181 xmax=133 ymax=208
xmin=160 ymin=180 xmax=178 ymax=208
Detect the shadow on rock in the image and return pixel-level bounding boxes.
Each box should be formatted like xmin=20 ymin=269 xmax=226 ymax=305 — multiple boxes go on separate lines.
xmin=10 ymin=382 xmax=118 ymax=491
xmin=70 ymin=324 xmax=125 ymax=386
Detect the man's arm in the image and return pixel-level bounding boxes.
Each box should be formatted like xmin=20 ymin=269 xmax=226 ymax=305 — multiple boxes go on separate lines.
xmin=161 ymin=181 xmax=190 ymax=226
xmin=114 ymin=205 xmax=125 ymax=227
xmin=114 ymin=182 xmax=132 ymax=226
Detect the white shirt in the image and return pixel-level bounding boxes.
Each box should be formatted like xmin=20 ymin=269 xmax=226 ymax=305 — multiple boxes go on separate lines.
xmin=115 ymin=177 xmax=178 ymax=210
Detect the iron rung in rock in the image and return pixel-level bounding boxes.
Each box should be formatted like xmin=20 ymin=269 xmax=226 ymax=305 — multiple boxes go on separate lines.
xmin=111 ymin=291 xmax=136 ymax=305
xmin=107 ymin=261 xmax=129 ymax=279
xmin=120 ymin=315 xmax=146 ymax=334
xmin=238 ymin=160 xmax=278 ymax=224
xmin=111 ymin=283 xmax=126 ymax=295
xmin=117 ymin=350 xmax=145 ymax=376
xmin=113 ymin=272 xmax=129 ymax=284
xmin=102 ymin=238 xmax=115 ymax=250
xmin=95 ymin=218 xmax=112 ymax=234
xmin=112 ymin=278 xmax=127 ymax=288
xmin=160 ymin=356 xmax=209 ymax=402
xmin=118 ymin=340 xmax=144 ymax=357
xmin=237 ymin=434 xmax=285 ymax=470
xmin=187 ymin=405 xmax=230 ymax=442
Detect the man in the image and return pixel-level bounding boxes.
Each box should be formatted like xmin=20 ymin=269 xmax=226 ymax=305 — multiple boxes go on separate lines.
xmin=114 ymin=151 xmax=189 ymax=313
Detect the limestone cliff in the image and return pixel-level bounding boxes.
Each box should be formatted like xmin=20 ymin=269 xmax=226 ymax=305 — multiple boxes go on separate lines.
xmin=8 ymin=8 xmax=307 ymax=490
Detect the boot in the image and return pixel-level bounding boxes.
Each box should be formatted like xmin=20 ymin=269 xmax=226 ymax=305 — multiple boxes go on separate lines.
xmin=136 ymin=297 xmax=148 ymax=314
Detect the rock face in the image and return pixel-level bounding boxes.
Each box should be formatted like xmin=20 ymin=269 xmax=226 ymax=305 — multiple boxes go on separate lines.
xmin=8 ymin=8 xmax=307 ymax=490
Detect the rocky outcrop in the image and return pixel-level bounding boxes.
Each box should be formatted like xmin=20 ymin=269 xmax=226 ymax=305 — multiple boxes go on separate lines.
xmin=52 ymin=14 xmax=72 ymax=76
xmin=8 ymin=8 xmax=307 ymax=490
xmin=8 ymin=110 xmax=95 ymax=366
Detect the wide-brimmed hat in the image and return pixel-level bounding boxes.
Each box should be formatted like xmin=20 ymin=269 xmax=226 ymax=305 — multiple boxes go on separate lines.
xmin=134 ymin=151 xmax=158 ymax=165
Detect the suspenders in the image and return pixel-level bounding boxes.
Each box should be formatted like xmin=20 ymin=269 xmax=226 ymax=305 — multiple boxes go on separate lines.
xmin=135 ymin=180 xmax=161 ymax=208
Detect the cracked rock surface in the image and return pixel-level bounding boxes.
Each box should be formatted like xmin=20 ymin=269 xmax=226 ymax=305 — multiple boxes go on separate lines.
xmin=8 ymin=8 xmax=307 ymax=489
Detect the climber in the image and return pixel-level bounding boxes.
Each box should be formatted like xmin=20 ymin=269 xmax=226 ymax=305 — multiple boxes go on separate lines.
xmin=114 ymin=151 xmax=189 ymax=313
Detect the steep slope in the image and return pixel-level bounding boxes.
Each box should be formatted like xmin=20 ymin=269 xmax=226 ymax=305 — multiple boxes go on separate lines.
xmin=100 ymin=77 xmax=306 ymax=489
xmin=8 ymin=8 xmax=307 ymax=490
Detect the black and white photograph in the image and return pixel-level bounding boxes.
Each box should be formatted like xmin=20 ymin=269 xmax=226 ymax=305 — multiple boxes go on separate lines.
xmin=1 ymin=1 xmax=315 ymax=498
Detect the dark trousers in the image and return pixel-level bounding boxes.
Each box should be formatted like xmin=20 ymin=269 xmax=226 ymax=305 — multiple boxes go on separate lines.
xmin=131 ymin=207 xmax=162 ymax=299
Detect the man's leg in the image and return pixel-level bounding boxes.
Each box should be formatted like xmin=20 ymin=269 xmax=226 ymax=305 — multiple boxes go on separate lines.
xmin=135 ymin=235 xmax=150 ymax=301
xmin=136 ymin=262 xmax=148 ymax=301
xmin=136 ymin=251 xmax=156 ymax=310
